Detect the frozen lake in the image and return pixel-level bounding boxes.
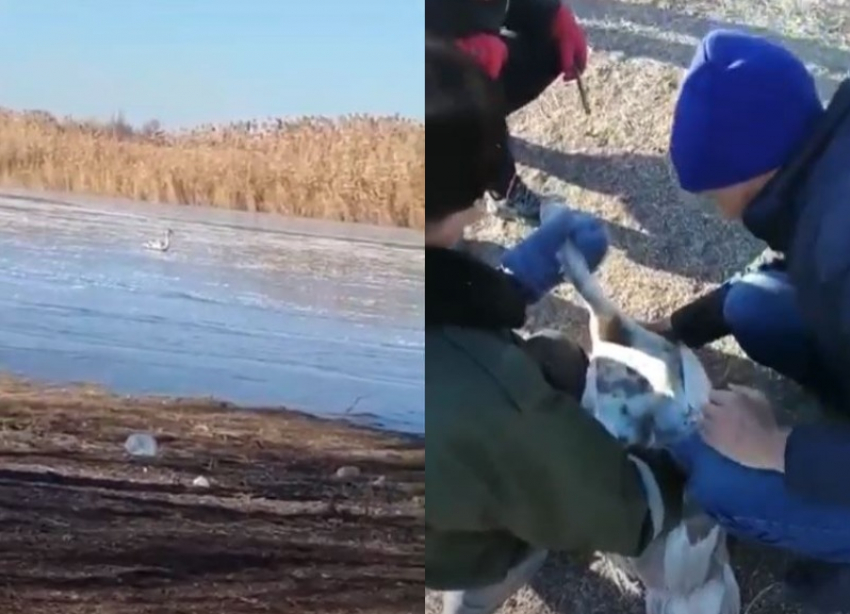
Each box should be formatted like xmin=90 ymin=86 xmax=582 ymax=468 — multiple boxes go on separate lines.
xmin=0 ymin=190 xmax=424 ymax=433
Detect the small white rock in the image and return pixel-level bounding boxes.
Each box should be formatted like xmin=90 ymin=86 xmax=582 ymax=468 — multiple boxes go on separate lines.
xmin=192 ymin=475 xmax=211 ymax=488
xmin=124 ymin=432 xmax=158 ymax=458
xmin=335 ymin=465 xmax=361 ymax=480
xmin=371 ymin=475 xmax=387 ymax=487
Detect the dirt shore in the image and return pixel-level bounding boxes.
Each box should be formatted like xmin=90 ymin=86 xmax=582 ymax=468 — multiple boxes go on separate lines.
xmin=0 ymin=377 xmax=424 ymax=614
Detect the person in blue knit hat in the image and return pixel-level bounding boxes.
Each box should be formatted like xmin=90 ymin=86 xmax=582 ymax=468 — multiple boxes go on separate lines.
xmin=650 ymin=28 xmax=850 ymax=612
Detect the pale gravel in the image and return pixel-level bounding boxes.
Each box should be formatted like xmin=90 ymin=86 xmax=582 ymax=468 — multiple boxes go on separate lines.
xmin=426 ymin=1 xmax=850 ymax=613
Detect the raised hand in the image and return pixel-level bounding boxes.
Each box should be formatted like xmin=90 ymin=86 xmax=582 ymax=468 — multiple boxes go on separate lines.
xmin=501 ymin=205 xmax=608 ymax=303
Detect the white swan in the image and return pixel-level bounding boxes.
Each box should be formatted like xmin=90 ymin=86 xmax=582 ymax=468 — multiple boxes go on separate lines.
xmin=541 ymin=200 xmax=741 ymax=614
xmin=143 ymin=228 xmax=173 ymax=252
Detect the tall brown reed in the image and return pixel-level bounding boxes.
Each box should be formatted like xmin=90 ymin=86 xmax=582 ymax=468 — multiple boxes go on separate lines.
xmin=0 ymin=109 xmax=425 ymax=228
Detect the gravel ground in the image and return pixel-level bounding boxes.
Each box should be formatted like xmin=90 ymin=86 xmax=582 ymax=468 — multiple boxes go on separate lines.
xmin=427 ymin=1 xmax=850 ymax=613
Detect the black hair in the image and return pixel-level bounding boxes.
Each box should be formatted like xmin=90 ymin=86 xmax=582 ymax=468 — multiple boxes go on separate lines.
xmin=426 ymin=33 xmax=506 ymax=223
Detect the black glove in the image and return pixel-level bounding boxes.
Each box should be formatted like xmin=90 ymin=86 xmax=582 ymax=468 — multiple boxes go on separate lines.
xmin=669 ymin=285 xmax=732 ymax=349
xmin=668 ymin=247 xmax=787 ymax=349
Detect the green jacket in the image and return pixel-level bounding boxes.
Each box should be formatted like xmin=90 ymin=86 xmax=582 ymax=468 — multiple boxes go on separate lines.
xmin=427 ymin=325 xmax=666 ymax=589
xmin=425 ymin=245 xmax=684 ymax=590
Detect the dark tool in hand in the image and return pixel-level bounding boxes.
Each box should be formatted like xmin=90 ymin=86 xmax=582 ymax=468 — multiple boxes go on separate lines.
xmin=576 ymin=74 xmax=591 ymax=115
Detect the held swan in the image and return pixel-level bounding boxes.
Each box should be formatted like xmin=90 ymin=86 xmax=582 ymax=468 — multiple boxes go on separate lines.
xmin=541 ymin=200 xmax=741 ymax=614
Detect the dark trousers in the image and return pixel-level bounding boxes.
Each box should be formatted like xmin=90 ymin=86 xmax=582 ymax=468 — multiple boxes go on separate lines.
xmin=490 ymin=32 xmax=561 ymax=197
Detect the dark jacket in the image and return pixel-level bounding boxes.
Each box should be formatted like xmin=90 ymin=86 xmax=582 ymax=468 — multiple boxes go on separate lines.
xmin=425 ymin=246 xmax=684 ymax=590
xmin=671 ymin=79 xmax=850 ymax=507
xmin=425 ymin=0 xmax=561 ymax=39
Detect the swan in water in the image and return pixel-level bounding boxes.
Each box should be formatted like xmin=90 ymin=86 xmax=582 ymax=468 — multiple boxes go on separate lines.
xmin=143 ymin=228 xmax=173 ymax=252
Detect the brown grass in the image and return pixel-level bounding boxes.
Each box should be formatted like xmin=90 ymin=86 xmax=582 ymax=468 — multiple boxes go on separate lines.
xmin=0 ymin=109 xmax=425 ymax=228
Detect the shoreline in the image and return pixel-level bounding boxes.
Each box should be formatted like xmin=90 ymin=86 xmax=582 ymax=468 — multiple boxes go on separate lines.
xmin=0 ymin=188 xmax=425 ymax=439
xmin=0 ymin=375 xmax=424 ymax=614
xmin=0 ymin=186 xmax=425 ymax=247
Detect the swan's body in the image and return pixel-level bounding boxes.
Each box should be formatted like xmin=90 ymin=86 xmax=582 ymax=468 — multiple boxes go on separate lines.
xmin=143 ymin=228 xmax=173 ymax=252
xmin=541 ymin=201 xmax=741 ymax=614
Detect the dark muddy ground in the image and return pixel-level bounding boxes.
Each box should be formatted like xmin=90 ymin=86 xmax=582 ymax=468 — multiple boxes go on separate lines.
xmin=0 ymin=377 xmax=424 ymax=614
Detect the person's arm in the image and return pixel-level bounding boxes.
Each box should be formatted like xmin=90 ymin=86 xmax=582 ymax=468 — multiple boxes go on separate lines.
xmin=664 ymin=284 xmax=733 ymax=348
xmin=783 ymin=270 xmax=850 ymax=505
xmin=783 ymin=424 xmax=850 ymax=506
xmin=664 ymin=249 xmax=786 ymax=348
xmin=491 ymin=391 xmax=684 ymax=557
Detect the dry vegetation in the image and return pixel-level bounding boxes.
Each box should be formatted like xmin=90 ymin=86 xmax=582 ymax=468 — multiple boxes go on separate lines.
xmin=0 ymin=110 xmax=425 ymax=228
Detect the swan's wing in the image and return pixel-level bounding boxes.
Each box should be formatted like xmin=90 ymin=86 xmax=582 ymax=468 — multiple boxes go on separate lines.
xmin=680 ymin=345 xmax=712 ymax=410
xmin=663 ymin=517 xmax=722 ymax=593
xmin=586 ymin=343 xmax=691 ymax=446
xmin=579 ymin=357 xmax=599 ymax=415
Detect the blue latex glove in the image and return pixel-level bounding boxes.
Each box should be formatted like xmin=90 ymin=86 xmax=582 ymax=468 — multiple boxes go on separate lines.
xmin=501 ymin=207 xmax=608 ymax=303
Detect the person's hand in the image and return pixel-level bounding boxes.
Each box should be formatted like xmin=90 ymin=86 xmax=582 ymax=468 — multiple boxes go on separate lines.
xmin=699 ymin=385 xmax=791 ymax=471
xmin=550 ymin=4 xmax=588 ymax=81
xmin=455 ymin=33 xmax=509 ymax=79
xmin=501 ymin=206 xmax=608 ymax=303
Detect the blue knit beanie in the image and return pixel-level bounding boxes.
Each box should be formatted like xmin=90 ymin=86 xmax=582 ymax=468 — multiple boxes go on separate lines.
xmin=670 ymin=29 xmax=824 ymax=193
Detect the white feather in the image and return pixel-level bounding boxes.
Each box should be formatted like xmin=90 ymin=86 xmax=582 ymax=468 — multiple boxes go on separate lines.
xmin=680 ymin=343 xmax=713 ymax=413
xmin=663 ymin=524 xmax=721 ymax=592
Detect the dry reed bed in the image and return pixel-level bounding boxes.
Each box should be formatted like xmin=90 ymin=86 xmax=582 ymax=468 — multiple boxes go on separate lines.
xmin=0 ymin=109 xmax=425 ymax=228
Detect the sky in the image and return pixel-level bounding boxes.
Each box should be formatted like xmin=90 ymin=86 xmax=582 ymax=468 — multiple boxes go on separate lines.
xmin=0 ymin=0 xmax=423 ymax=128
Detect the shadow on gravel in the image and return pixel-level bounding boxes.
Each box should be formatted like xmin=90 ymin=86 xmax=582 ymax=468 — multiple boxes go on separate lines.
xmin=510 ymin=138 xmax=764 ymax=283
xmin=571 ymin=0 xmax=848 ymax=97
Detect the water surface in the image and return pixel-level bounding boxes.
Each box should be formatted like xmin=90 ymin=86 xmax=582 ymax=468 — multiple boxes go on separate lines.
xmin=0 ymin=190 xmax=424 ymax=433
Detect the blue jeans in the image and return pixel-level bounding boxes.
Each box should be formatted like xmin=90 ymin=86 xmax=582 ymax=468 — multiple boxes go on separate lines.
xmin=671 ymin=436 xmax=850 ymax=563
xmin=667 ymin=270 xmax=850 ymax=562
xmin=723 ymin=269 xmax=840 ymax=406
